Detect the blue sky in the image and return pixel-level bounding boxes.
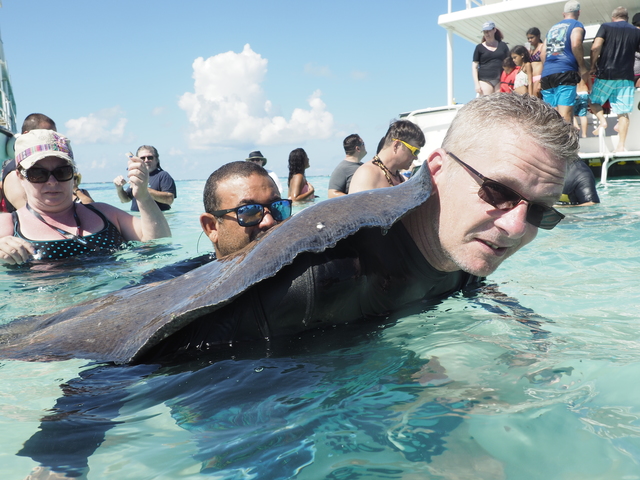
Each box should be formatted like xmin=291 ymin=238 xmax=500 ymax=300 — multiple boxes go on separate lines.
xmin=1 ymin=0 xmax=476 ymax=183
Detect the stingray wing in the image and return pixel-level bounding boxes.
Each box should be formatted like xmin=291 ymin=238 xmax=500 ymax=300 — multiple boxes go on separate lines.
xmin=0 ymin=166 xmax=432 ymax=363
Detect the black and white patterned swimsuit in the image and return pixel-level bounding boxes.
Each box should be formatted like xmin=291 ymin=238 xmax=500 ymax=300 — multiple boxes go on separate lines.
xmin=12 ymin=204 xmax=126 ymax=260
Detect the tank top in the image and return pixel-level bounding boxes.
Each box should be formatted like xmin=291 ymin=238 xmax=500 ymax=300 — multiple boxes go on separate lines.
xmin=12 ymin=204 xmax=126 ymax=260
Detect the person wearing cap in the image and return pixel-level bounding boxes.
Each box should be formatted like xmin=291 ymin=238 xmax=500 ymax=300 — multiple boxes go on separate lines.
xmin=0 ymin=113 xmax=57 ymax=213
xmin=245 ymin=150 xmax=283 ymax=195
xmin=328 ymin=134 xmax=367 ymax=198
xmin=0 ymin=130 xmax=171 ymax=265
xmin=589 ymin=7 xmax=640 ymax=152
xmin=472 ymin=21 xmax=510 ymax=96
xmin=113 ymin=145 xmax=176 ymax=211
xmin=539 ymin=0 xmax=589 ymax=123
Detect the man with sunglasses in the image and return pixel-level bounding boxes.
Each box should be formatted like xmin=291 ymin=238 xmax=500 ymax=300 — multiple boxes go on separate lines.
xmin=200 ymin=161 xmax=291 ymax=258
xmin=113 ymin=145 xmax=177 ymax=212
xmin=348 ymin=120 xmax=425 ymax=193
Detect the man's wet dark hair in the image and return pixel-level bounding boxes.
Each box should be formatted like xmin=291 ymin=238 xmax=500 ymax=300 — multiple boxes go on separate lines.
xmin=343 ymin=134 xmax=363 ymax=156
xmin=203 ymin=161 xmax=273 ymax=214
xmin=21 ymin=113 xmax=56 ymax=134
xmin=381 ymin=120 xmax=426 ymax=150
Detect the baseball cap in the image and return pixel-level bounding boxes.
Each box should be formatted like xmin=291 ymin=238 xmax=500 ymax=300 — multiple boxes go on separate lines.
xmin=564 ymin=0 xmax=580 ymax=13
xmin=15 ymin=129 xmax=75 ymax=171
xmin=482 ymin=21 xmax=496 ymax=31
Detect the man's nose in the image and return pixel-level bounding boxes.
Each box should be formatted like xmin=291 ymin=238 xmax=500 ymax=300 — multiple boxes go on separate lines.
xmin=494 ymin=202 xmax=529 ymax=238
xmin=259 ymin=209 xmax=277 ymax=229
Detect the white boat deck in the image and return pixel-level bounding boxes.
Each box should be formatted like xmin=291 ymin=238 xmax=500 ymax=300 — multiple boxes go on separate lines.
xmin=404 ymin=0 xmax=640 ymax=182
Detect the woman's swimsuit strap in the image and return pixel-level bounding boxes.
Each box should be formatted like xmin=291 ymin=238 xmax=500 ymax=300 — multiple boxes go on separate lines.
xmin=13 ymin=204 xmax=126 ymax=260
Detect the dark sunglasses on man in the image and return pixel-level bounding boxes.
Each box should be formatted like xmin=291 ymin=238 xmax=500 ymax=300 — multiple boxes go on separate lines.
xmin=19 ymin=165 xmax=75 ymax=184
xmin=446 ymin=152 xmax=564 ymax=230
xmin=212 ymin=199 xmax=292 ymax=227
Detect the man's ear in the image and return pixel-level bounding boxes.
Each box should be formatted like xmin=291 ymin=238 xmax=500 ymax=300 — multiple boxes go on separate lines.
xmin=426 ymin=148 xmax=446 ymax=179
xmin=200 ymin=213 xmax=219 ymax=245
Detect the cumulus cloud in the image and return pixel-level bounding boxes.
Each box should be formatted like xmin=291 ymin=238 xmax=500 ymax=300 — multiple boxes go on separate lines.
xmin=64 ymin=107 xmax=129 ymax=144
xmin=179 ymin=44 xmax=334 ymax=147
xmin=304 ymin=62 xmax=332 ymax=78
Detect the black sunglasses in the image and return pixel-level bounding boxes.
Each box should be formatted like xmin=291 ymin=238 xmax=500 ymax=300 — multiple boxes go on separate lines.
xmin=212 ymin=199 xmax=292 ymax=227
xmin=139 ymin=156 xmax=155 ymax=161
xmin=447 ymin=152 xmax=564 ymax=230
xmin=21 ymin=165 xmax=75 ymax=184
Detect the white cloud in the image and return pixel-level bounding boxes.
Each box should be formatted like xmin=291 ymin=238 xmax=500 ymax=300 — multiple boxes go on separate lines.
xmin=167 ymin=147 xmax=183 ymax=155
xmin=304 ymin=62 xmax=332 ymax=78
xmin=179 ymin=44 xmax=335 ymax=148
xmin=350 ymin=70 xmax=369 ymax=81
xmin=64 ymin=107 xmax=129 ymax=144
xmin=152 ymin=107 xmax=165 ymax=116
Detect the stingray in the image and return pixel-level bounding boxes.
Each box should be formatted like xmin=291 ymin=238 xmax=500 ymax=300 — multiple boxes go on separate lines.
xmin=0 ymin=165 xmax=432 ymax=364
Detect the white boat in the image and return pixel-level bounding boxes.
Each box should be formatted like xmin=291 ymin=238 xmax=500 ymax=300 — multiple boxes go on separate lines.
xmin=0 ymin=1 xmax=17 ymax=161
xmin=401 ymin=0 xmax=640 ymax=183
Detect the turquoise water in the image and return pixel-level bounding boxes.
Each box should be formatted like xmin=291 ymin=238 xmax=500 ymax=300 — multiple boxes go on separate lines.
xmin=2 ymin=176 xmax=640 ymax=479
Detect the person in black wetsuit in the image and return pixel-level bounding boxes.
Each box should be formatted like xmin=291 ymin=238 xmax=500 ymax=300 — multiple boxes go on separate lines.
xmin=556 ymin=157 xmax=600 ymax=206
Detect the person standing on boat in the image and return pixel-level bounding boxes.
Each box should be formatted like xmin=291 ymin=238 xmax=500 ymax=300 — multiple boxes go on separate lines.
xmin=589 ymin=7 xmax=640 ymax=153
xmin=328 ymin=134 xmax=367 ymax=198
xmin=472 ymin=21 xmax=510 ymax=96
xmin=539 ymin=0 xmax=589 ymax=123
xmin=348 ymin=120 xmax=425 ymax=193
xmin=113 ymin=145 xmax=177 ymax=212
xmin=245 ymin=150 xmax=283 ymax=195
xmin=526 ymin=27 xmax=544 ymax=96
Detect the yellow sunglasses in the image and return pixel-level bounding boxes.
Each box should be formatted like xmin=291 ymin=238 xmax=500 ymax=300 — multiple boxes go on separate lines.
xmin=393 ymin=138 xmax=420 ymax=157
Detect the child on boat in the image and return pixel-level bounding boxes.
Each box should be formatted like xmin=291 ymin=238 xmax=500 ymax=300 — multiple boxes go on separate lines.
xmin=510 ymin=45 xmax=533 ymax=96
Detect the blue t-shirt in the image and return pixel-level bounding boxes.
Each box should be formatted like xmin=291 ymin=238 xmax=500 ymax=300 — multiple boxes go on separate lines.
xmin=126 ymin=168 xmax=177 ymax=212
xmin=542 ymin=19 xmax=584 ymax=77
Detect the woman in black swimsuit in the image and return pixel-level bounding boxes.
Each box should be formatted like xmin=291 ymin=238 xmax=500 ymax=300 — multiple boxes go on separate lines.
xmin=0 ymin=130 xmax=171 ymax=265
xmin=472 ymin=21 xmax=510 ymax=95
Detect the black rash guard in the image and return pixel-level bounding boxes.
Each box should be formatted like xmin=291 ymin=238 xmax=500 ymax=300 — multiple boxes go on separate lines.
xmin=144 ymin=221 xmax=480 ymax=361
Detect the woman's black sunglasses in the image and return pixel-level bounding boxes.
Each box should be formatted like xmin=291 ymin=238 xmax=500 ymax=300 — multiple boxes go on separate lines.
xmin=447 ymin=152 xmax=564 ymax=230
xmin=212 ymin=199 xmax=292 ymax=227
xmin=21 ymin=165 xmax=75 ymax=184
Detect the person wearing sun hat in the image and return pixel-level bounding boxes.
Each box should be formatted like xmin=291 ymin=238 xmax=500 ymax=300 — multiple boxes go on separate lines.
xmin=245 ymin=150 xmax=283 ymax=194
xmin=0 ymin=129 xmax=171 ymax=265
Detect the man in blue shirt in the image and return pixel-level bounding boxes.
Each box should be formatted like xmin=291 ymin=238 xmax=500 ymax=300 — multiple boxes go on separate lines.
xmin=113 ymin=145 xmax=177 ymax=211
xmin=589 ymin=7 xmax=640 ymax=152
xmin=540 ymin=0 xmax=589 ymax=123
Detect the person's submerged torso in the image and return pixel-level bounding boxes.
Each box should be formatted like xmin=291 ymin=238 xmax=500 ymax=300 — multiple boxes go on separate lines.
xmin=12 ymin=204 xmax=126 ymax=260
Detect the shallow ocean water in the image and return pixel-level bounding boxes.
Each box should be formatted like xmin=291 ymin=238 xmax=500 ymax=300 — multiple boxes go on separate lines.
xmin=2 ymin=175 xmax=640 ymax=479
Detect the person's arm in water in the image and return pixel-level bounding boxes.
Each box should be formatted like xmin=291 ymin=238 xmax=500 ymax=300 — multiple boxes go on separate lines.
xmin=288 ymin=174 xmax=314 ymax=202
xmin=0 ymin=213 xmax=36 ymax=265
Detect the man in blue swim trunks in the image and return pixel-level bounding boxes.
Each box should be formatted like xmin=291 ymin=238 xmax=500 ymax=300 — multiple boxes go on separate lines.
xmin=540 ymin=0 xmax=589 ymax=123
xmin=589 ymin=6 xmax=640 ymax=152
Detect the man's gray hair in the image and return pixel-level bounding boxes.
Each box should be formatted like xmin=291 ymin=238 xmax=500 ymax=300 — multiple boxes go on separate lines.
xmin=442 ymin=93 xmax=579 ymax=164
xmin=611 ymin=6 xmax=628 ymax=20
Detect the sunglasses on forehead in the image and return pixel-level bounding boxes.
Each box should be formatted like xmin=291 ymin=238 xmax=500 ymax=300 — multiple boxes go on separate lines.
xmin=446 ymin=152 xmax=564 ymax=230
xmin=20 ymin=165 xmax=75 ymax=184
xmin=212 ymin=199 xmax=292 ymax=227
